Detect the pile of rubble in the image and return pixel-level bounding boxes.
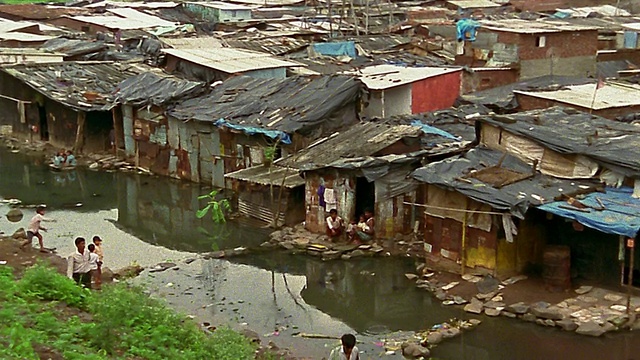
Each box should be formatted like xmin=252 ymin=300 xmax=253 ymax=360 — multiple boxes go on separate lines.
xmin=262 ymin=225 xmax=387 ymax=261
xmin=86 ymin=154 xmax=152 ymax=175
xmin=408 ymin=264 xmax=640 ymax=337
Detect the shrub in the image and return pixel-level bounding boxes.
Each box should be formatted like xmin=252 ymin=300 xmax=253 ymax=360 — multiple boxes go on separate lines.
xmin=17 ymin=263 xmax=88 ymax=308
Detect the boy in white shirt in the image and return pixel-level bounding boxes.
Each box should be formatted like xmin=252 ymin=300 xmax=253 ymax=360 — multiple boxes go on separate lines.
xmin=23 ymin=206 xmax=55 ymax=253
xmin=87 ymin=244 xmax=102 ymax=290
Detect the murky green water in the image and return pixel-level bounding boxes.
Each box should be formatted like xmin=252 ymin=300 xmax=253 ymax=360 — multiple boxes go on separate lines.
xmin=2 ymin=148 xmax=640 ymax=359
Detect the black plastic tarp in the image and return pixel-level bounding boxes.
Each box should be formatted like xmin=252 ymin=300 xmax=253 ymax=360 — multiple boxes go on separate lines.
xmin=412 ymin=147 xmax=599 ymax=218
xmin=479 ymin=107 xmax=640 ymax=178
xmin=115 ymin=72 xmax=205 ymax=107
xmin=168 ymin=75 xmax=361 ymax=135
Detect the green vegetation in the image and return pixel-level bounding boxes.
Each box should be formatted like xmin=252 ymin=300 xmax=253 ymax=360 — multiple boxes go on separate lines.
xmin=197 ymin=189 xmax=231 ymax=223
xmin=0 ymin=0 xmax=66 ymax=4
xmin=0 ymin=264 xmax=256 ymax=360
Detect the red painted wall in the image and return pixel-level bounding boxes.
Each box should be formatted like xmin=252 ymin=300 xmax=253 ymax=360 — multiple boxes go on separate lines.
xmin=411 ymin=70 xmax=462 ymax=113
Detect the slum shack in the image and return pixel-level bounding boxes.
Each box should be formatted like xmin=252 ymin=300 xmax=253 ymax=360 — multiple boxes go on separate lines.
xmin=167 ymin=74 xmax=362 ymax=185
xmin=475 ymin=107 xmax=640 ymax=285
xmin=0 ymin=61 xmax=148 ymax=152
xmin=345 ymin=64 xmax=463 ymax=118
xmin=412 ymin=146 xmax=600 ymax=278
xmin=275 ymin=115 xmax=473 ymax=239
xmin=224 ymin=165 xmax=305 ymax=226
xmin=114 ymin=71 xmax=205 ymax=178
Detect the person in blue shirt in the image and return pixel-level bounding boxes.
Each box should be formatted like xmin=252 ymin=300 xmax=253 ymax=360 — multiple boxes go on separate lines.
xmin=65 ymin=150 xmax=77 ymax=167
xmin=52 ymin=151 xmax=64 ymax=167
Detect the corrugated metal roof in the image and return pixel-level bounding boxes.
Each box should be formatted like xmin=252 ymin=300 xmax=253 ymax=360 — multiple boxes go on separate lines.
xmin=225 ymin=165 xmax=305 ymax=188
xmin=225 ymin=0 xmax=303 ymax=6
xmin=447 ymin=0 xmax=501 ymax=8
xmin=224 ymin=36 xmax=308 ymax=56
xmin=186 ymin=1 xmax=253 ymax=10
xmin=162 ymin=36 xmax=224 ymax=49
xmin=67 ymin=8 xmax=176 ymax=30
xmin=161 ymin=47 xmax=302 ymax=73
xmin=555 ymin=5 xmax=630 ymax=17
xmin=514 ymin=82 xmax=640 ymax=110
xmin=0 ymin=32 xmax=52 ymax=42
xmin=276 ymin=122 xmax=425 ymax=171
xmin=0 ymin=4 xmax=90 ymax=20
xmin=344 ymin=64 xmax=461 ymax=90
xmin=1 ymin=61 xmax=150 ymax=111
xmin=480 ymin=19 xmax=600 ymax=33
xmin=0 ymin=19 xmax=36 ymax=33
xmin=85 ymin=1 xmax=179 ymax=9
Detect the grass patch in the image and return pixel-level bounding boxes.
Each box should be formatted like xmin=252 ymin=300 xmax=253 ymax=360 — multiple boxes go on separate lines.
xmin=0 ymin=0 xmax=67 ymax=4
xmin=0 ymin=264 xmax=257 ymax=359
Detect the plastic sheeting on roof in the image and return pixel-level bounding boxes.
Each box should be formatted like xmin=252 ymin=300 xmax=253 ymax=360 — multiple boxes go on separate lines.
xmin=312 ymin=41 xmax=357 ymax=58
xmin=168 ymin=75 xmax=361 ymax=136
xmin=214 ymin=119 xmax=292 ymax=144
xmin=412 ymin=147 xmax=600 ymax=218
xmin=538 ymin=187 xmax=640 ymax=238
xmin=115 ymin=72 xmax=204 ymax=106
xmin=410 ymin=120 xmax=460 ymax=141
xmin=457 ymin=19 xmax=479 ymax=42
xmin=478 ymin=107 xmax=640 ymax=178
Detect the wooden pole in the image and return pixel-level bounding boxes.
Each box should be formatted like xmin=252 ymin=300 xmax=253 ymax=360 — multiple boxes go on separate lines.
xmin=620 ymin=235 xmax=626 ymax=286
xmin=589 ymin=79 xmax=602 ymax=115
xmin=112 ymin=107 xmax=123 ymax=158
xmin=627 ymin=238 xmax=635 ymax=316
xmin=460 ymin=198 xmax=469 ymax=275
xmin=74 ymin=111 xmax=86 ymax=154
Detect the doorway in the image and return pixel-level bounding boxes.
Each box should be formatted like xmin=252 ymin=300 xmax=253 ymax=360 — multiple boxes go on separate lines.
xmin=355 ymin=176 xmax=375 ymax=218
xmin=38 ymin=105 xmax=49 ymax=141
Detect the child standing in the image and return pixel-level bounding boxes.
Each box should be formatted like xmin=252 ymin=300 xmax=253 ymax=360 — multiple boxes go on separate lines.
xmin=88 ymin=244 xmax=102 ymax=290
xmin=25 ymin=206 xmax=54 ymax=253
xmin=92 ymin=236 xmax=104 ymax=288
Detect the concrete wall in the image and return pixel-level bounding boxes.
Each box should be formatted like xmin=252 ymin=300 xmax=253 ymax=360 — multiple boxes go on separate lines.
xmin=520 ymin=55 xmax=597 ymax=79
xmin=183 ymin=3 xmax=252 ymax=23
xmin=364 ymin=85 xmax=411 ymax=119
xmin=461 ymin=68 xmax=519 ymax=94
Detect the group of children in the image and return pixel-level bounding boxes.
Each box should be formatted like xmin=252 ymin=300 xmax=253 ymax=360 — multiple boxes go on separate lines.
xmin=325 ymin=208 xmax=375 ymax=244
xmin=67 ymin=236 xmax=104 ymax=290
xmin=52 ymin=149 xmax=77 ymax=167
xmin=21 ymin=206 xmax=104 ymax=290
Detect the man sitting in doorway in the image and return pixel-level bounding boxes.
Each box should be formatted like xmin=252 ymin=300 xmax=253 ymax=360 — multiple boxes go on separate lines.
xmin=326 ymin=209 xmax=344 ymax=240
xmin=355 ymin=209 xmax=375 ymax=243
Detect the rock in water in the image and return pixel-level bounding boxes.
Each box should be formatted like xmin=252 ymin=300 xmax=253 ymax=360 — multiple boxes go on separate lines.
xmin=113 ymin=264 xmax=144 ymax=279
xmin=476 ymin=275 xmax=500 ymax=294
xmin=401 ymin=342 xmax=430 ymax=359
xmin=576 ymin=321 xmax=606 ymax=337
xmin=6 ymin=208 xmax=23 ymax=222
xmin=12 ymin=228 xmax=27 ymax=239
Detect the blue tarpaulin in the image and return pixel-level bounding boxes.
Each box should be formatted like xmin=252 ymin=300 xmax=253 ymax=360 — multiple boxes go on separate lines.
xmin=214 ymin=119 xmax=292 ymax=144
xmin=456 ymin=19 xmax=480 ymax=42
xmin=624 ymin=31 xmax=638 ymax=49
xmin=537 ymin=187 xmax=640 ymax=238
xmin=312 ymin=41 xmax=357 ymax=58
xmin=410 ymin=120 xmax=461 ymax=141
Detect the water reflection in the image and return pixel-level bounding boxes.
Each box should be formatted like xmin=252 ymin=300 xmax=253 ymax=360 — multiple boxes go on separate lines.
xmin=0 ymin=148 xmax=270 ymax=253
xmin=231 ymin=253 xmax=462 ymax=333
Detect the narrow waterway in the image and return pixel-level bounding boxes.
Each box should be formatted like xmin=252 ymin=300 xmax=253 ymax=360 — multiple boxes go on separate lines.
xmin=2 ymin=148 xmax=640 ymax=359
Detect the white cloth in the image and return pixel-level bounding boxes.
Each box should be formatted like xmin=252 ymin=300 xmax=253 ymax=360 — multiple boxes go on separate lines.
xmin=502 ymin=213 xmax=518 ymax=243
xmin=329 ymin=345 xmax=359 ymax=360
xmin=28 ymin=213 xmax=50 ymax=233
xmin=326 ymin=216 xmax=343 ymax=230
xmin=324 ymin=188 xmax=337 ymax=210
xmin=89 ymin=253 xmax=100 ymax=270
xmin=67 ymin=249 xmax=91 ymax=278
